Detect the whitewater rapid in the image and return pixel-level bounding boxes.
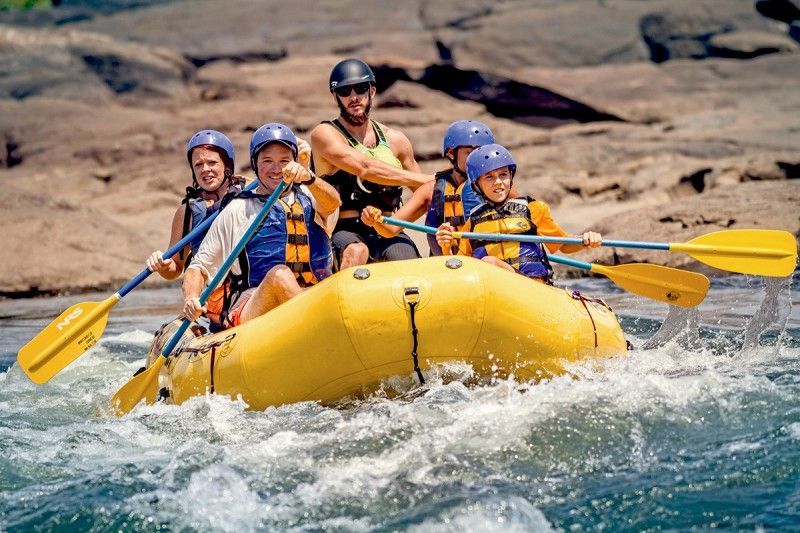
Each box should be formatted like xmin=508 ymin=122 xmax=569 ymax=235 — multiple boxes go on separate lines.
xmin=1 ymin=275 xmax=798 ymax=530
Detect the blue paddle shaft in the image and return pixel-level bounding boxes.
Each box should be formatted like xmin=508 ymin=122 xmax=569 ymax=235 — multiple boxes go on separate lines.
xmin=380 ymin=216 xmax=670 ymax=251
xmin=546 ymin=254 xmax=592 ymax=271
xmin=117 ymin=180 xmax=259 ymax=298
xmin=161 ymin=181 xmax=287 ymax=356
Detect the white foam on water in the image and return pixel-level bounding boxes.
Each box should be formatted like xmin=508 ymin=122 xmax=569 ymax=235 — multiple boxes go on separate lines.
xmin=406 ymin=496 xmax=554 ymax=533
xmin=136 ymin=464 xmax=269 ymax=532
xmin=104 ymin=329 xmax=155 ymax=345
xmin=784 ymin=422 xmax=800 ymax=439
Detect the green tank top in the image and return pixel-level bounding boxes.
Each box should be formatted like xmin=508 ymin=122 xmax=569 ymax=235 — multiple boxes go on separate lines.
xmin=351 ymin=130 xmax=402 ymax=168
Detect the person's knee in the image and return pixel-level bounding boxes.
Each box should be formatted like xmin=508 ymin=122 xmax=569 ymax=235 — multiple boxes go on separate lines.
xmin=382 ymin=242 xmax=419 ymax=262
xmin=264 ymin=265 xmax=298 ymax=288
xmin=342 ymin=242 xmax=369 ymax=265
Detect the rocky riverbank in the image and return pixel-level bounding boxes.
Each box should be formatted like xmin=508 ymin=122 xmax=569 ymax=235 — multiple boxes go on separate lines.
xmin=1 ymin=0 xmax=797 ymax=296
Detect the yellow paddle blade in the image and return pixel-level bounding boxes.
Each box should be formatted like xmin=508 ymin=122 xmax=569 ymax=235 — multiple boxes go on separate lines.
xmin=672 ymin=229 xmax=797 ymax=277
xmin=17 ymin=295 xmax=120 ymax=384
xmin=110 ymin=355 xmax=165 ymax=416
xmin=592 ymin=263 xmax=710 ymax=308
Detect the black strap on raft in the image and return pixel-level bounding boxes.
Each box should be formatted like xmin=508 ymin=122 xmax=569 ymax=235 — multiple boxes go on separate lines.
xmin=573 ymin=290 xmax=599 ymax=352
xmin=209 ymin=345 xmax=217 ymax=394
xmin=180 ymin=334 xmax=235 ymax=394
xmin=404 ymin=287 xmax=425 ymax=385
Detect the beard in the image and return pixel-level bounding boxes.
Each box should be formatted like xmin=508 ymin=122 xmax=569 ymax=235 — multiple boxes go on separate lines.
xmin=337 ymin=94 xmax=372 ymax=126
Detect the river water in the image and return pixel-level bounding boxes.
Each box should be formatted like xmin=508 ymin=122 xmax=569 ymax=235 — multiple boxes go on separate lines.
xmin=1 ymin=274 xmax=798 ymax=531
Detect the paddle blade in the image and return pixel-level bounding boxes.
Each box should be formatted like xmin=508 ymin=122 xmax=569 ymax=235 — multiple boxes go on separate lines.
xmin=110 ymin=356 xmax=165 ymax=416
xmin=595 ymin=263 xmax=710 ymax=308
xmin=675 ymin=229 xmax=797 ymax=277
xmin=17 ymin=295 xmax=119 ymax=384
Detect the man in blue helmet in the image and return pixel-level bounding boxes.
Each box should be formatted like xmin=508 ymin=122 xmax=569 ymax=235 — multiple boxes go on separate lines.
xmin=361 ymin=120 xmax=495 ymax=255
xmin=310 ymin=58 xmax=432 ymax=269
xmin=183 ymin=124 xmax=341 ymax=328
xmin=436 ymin=144 xmax=602 ymax=283
xmin=146 ymin=129 xmax=245 ymax=280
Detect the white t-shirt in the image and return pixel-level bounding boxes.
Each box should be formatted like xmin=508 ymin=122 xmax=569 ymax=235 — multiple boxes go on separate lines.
xmin=187 ymin=186 xmax=338 ymax=282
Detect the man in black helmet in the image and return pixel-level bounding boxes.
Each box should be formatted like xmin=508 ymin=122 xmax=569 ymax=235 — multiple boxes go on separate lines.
xmin=310 ymin=58 xmax=432 ymax=269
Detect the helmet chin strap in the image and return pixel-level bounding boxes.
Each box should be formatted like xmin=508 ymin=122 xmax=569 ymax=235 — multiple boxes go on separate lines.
xmin=448 ymin=156 xmax=467 ymax=179
xmin=198 ymin=170 xmax=231 ymax=202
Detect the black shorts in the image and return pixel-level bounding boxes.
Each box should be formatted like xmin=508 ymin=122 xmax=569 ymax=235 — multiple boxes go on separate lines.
xmin=332 ymin=217 xmax=420 ymax=264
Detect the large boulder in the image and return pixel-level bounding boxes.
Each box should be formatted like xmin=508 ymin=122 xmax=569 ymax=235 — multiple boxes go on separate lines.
xmin=638 ymin=2 xmax=777 ymax=62
xmin=71 ymin=0 xmax=439 ymax=64
xmin=431 ymin=0 xmax=649 ymax=70
xmin=0 ymin=0 xmax=172 ymax=27
xmin=0 ymin=23 xmax=193 ymax=102
xmin=0 ymin=186 xmax=155 ymax=296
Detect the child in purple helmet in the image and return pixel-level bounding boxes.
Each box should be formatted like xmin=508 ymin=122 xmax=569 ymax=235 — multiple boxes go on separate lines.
xmin=436 ymin=144 xmax=602 ymax=283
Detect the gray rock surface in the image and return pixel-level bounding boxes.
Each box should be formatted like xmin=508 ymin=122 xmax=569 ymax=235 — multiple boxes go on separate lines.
xmin=0 ymin=0 xmax=797 ymax=296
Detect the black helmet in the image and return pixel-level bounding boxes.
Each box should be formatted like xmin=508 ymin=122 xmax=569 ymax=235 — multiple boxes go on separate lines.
xmin=329 ymin=59 xmax=376 ymax=92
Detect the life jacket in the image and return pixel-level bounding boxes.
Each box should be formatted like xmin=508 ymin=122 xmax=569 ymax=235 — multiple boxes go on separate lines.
xmin=468 ymin=196 xmax=554 ymax=282
xmin=321 ymin=118 xmax=404 ymax=214
xmin=424 ymin=169 xmax=481 ymax=255
xmin=220 ymin=187 xmax=333 ymax=325
xmin=180 ymin=179 xmax=244 ymax=265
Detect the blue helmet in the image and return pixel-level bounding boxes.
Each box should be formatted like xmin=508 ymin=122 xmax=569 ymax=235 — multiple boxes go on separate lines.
xmin=186 ymin=129 xmax=235 ymax=173
xmin=249 ymin=123 xmax=298 ymax=171
xmin=442 ymin=120 xmax=495 ymax=156
xmin=466 ymin=144 xmax=516 ymax=187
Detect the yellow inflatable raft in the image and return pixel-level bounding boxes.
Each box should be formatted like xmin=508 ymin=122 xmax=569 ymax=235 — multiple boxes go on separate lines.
xmin=153 ymin=256 xmax=627 ymax=410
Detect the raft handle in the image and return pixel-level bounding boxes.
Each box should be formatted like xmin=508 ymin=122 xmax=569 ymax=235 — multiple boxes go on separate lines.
xmin=403 ymin=287 xmax=420 ymax=305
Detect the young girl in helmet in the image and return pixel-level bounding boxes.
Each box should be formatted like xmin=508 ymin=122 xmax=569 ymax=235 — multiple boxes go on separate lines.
xmin=435 ymin=144 xmax=602 ymax=282
xmin=360 ymin=119 xmax=494 ymax=256
xmin=145 ymin=130 xmax=245 ymax=280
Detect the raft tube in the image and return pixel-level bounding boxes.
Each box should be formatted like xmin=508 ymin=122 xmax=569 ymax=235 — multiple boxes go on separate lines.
xmin=157 ymin=256 xmax=628 ymax=410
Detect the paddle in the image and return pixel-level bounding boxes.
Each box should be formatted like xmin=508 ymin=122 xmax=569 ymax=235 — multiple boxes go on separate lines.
xmin=110 ymin=180 xmax=288 ymax=416
xmin=382 ymin=216 xmax=796 ymax=277
xmin=16 ymin=181 xmax=258 ymax=385
xmin=546 ymin=255 xmax=708 ymax=308
xmin=380 ymin=216 xmax=709 ymax=307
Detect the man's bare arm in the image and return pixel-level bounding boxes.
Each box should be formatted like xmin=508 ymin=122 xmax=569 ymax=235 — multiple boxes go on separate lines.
xmin=305 ymin=176 xmax=341 ymax=218
xmin=310 ymin=124 xmax=431 ymax=190
xmin=386 ymin=128 xmax=422 ymax=173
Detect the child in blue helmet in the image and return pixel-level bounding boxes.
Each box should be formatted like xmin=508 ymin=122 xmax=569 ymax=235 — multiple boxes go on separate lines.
xmin=183 ymin=124 xmax=341 ymax=328
xmin=436 ymin=144 xmax=602 ymax=283
xmin=361 ymin=119 xmax=494 ymax=256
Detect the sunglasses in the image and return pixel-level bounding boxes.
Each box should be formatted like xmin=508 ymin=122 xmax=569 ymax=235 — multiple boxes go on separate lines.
xmin=334 ymin=83 xmax=371 ymax=97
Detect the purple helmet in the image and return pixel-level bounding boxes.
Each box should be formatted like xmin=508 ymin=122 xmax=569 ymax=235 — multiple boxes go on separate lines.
xmin=466 ymin=144 xmax=516 ymax=187
xmin=249 ymin=123 xmax=298 ymax=171
xmin=442 ymin=120 xmax=495 ymax=156
xmin=186 ymin=129 xmax=235 ymax=173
